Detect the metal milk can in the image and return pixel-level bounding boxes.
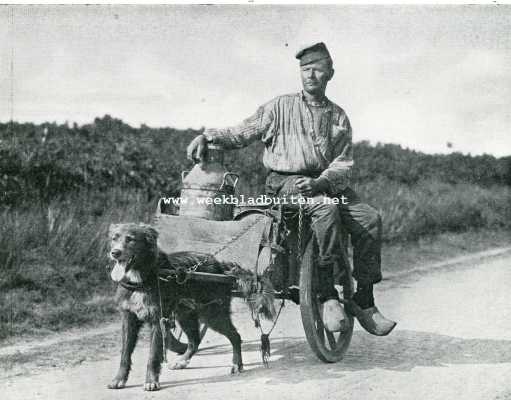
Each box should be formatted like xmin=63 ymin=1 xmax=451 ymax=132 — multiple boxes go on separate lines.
xmin=179 ymin=145 xmax=238 ymax=220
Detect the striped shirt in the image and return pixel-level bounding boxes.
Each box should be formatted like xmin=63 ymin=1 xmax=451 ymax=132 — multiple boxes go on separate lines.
xmin=204 ymin=92 xmax=353 ymax=192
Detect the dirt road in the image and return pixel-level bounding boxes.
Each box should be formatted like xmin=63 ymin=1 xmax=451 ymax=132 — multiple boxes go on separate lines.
xmin=3 ymin=252 xmax=511 ymax=400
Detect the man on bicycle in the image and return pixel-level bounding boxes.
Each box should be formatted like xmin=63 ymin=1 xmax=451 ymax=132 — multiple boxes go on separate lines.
xmin=187 ymin=42 xmax=396 ymax=336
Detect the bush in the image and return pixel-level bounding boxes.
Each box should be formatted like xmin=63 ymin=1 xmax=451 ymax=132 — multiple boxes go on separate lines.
xmin=1 ymin=118 xmax=510 ymax=206
xmin=355 ymin=179 xmax=511 ymax=242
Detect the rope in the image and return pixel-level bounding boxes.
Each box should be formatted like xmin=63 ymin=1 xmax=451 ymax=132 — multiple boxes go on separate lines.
xmin=256 ymin=298 xmax=286 ymax=368
xmin=157 ymin=276 xmax=169 ymax=364
xmin=297 ymin=201 xmax=304 ymax=263
xmin=259 ymin=298 xmax=285 ymax=337
xmin=256 ymin=212 xmax=289 ymax=366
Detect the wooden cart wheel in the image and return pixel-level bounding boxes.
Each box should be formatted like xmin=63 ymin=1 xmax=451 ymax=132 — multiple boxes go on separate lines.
xmin=166 ymin=322 xmax=209 ymax=355
xmin=299 ymin=237 xmax=354 ymax=363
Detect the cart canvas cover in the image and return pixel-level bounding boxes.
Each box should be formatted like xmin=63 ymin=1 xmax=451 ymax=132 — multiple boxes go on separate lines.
xmin=153 ymin=214 xmax=272 ymax=272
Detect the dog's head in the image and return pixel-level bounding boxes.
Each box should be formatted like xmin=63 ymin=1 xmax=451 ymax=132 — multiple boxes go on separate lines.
xmin=108 ymin=223 xmax=159 ymax=283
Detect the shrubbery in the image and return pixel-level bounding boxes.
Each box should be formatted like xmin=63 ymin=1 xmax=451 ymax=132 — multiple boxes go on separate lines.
xmin=354 ymin=179 xmax=511 ymax=241
xmin=1 ymin=116 xmax=510 ymax=205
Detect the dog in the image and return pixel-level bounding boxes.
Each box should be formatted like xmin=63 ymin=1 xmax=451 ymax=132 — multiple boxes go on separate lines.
xmin=107 ymin=223 xmax=274 ymax=391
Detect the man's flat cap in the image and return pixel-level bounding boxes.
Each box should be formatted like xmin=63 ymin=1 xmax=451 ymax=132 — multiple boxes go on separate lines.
xmin=295 ymin=42 xmax=332 ymax=66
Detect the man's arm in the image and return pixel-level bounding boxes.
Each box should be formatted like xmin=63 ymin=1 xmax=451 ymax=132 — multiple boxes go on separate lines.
xmin=318 ymin=112 xmax=353 ymax=193
xmin=187 ymin=100 xmax=275 ymax=162
xmin=204 ymin=100 xmax=275 ymax=149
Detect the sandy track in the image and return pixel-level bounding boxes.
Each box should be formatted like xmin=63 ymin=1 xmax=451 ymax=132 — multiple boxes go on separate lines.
xmin=2 ymin=250 xmax=511 ymax=400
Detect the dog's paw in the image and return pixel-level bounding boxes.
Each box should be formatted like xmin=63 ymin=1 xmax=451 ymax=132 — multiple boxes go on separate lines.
xmin=144 ymin=381 xmax=161 ymax=391
xmin=169 ymin=358 xmax=190 ymax=370
xmin=230 ymin=364 xmax=243 ymax=375
xmin=107 ymin=378 xmax=127 ymax=389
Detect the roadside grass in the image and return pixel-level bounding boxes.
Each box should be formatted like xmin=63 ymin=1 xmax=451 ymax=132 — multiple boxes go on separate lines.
xmin=0 ymin=180 xmax=510 ymax=342
xmin=381 ymin=228 xmax=511 ymax=277
xmin=355 ymin=179 xmax=511 ymax=241
xmin=0 ymin=188 xmax=154 ymax=340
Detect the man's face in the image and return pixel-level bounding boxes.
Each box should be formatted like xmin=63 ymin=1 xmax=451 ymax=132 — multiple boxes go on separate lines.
xmin=300 ymin=59 xmax=334 ymax=96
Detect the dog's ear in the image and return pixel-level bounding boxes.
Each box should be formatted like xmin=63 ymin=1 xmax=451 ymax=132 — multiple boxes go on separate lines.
xmin=139 ymin=224 xmax=158 ymax=247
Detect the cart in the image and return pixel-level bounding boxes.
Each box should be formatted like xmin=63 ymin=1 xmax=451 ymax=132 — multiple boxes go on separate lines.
xmin=154 ymin=199 xmax=354 ymax=363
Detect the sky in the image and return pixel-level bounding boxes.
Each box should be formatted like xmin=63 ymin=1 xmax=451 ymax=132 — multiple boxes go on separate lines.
xmin=1 ymin=5 xmax=510 ymax=156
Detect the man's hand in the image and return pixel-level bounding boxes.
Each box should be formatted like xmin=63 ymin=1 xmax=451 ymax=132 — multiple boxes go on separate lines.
xmin=186 ymin=134 xmax=208 ymax=162
xmin=295 ymin=177 xmax=330 ymax=197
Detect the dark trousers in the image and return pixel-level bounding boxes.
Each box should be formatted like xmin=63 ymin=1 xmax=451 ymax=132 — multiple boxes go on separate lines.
xmin=265 ymin=172 xmax=382 ymax=287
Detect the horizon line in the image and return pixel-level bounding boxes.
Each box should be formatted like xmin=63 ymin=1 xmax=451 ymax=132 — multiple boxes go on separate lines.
xmin=0 ymin=115 xmax=509 ymax=159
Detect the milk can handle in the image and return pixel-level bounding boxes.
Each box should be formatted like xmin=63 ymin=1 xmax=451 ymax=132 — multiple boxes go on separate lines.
xmin=220 ymin=172 xmax=239 ymax=190
xmin=181 ymin=170 xmax=190 ymax=182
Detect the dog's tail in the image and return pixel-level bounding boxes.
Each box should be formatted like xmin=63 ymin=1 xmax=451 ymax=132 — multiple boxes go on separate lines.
xmin=223 ymin=262 xmax=276 ymax=321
